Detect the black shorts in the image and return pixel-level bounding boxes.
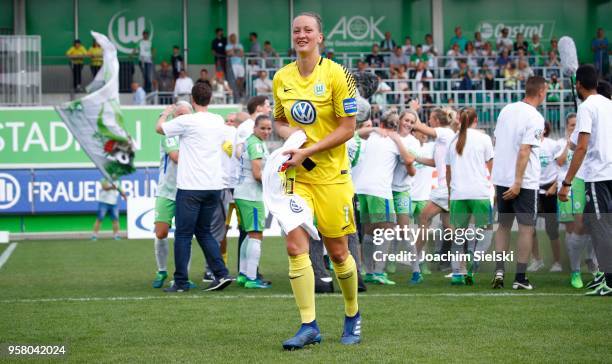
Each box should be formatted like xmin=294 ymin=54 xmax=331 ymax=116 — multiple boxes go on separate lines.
xmin=496 ymin=185 xmax=538 ymax=227
xmin=537 ymin=183 xmax=558 ymax=214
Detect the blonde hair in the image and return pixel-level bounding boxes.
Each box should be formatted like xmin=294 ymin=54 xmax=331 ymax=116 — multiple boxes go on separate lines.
xmin=380 ymin=110 xmax=399 ymax=130
xmin=399 ymin=109 xmax=420 ymax=124
xmin=443 ymin=107 xmax=459 ymax=131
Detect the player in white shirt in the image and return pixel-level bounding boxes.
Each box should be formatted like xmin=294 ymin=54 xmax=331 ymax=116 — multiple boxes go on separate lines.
xmin=446 ymin=107 xmax=494 ymax=286
xmin=202 ymin=118 xmax=237 ymax=283
xmin=555 ymin=113 xmax=598 ymax=289
xmin=410 ymin=108 xmax=455 ymax=284
xmin=410 ymin=132 xmax=435 ymax=222
xmin=234 ymin=115 xmax=273 ymax=289
xmin=527 ymin=122 xmax=562 ymax=273
xmin=559 ymin=65 xmax=612 ymax=296
xmin=156 ymin=82 xmax=233 ymax=292
xmin=491 ymin=76 xmax=546 ymax=290
xmin=386 ymin=110 xmax=421 ymax=275
xmin=151 ymin=101 xmax=192 ymax=289
xmin=232 ymin=96 xmax=272 ymax=281
xmin=355 ymin=111 xmax=416 ymax=285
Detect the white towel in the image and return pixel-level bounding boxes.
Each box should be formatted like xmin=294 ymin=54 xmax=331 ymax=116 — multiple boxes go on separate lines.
xmin=262 ymin=131 xmax=320 ymax=241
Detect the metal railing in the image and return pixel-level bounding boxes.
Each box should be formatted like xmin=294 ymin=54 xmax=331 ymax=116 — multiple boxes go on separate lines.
xmin=377 ymin=76 xmax=570 ymax=92
xmin=0 ymin=35 xmax=41 ymax=105
xmin=369 ymin=89 xmax=576 ymax=137
xmin=145 ymin=90 xmax=234 ymax=105
xmin=244 ymin=53 xmax=552 ymax=69
xmin=41 ymin=55 xmax=148 ymax=95
xmin=244 ymin=65 xmax=567 ymax=99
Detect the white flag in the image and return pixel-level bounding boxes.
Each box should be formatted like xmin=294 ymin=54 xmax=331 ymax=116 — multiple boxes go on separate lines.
xmin=55 ymin=31 xmax=135 ymax=180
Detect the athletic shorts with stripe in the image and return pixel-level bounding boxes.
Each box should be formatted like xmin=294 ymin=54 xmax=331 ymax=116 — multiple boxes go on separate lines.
xmin=450 ymin=199 xmax=493 ymax=228
xmin=357 ymin=194 xmax=396 ymax=224
xmin=296 ymin=182 xmax=356 ymax=238
xmin=235 ymin=199 xmax=266 ymax=233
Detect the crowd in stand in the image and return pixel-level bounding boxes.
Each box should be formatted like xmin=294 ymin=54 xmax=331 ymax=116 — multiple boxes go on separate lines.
xmin=65 ymin=26 xmax=610 ymax=107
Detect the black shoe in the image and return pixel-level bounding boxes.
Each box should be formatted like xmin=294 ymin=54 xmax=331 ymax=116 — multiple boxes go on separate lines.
xmin=203 ymin=276 xmax=233 ymax=291
xmin=257 ymin=272 xmax=272 ymax=285
xmin=512 ymin=279 xmax=534 ymax=290
xmin=357 ymin=273 xmax=367 ymax=292
xmin=164 ymin=284 xmax=189 ymax=293
xmin=585 ymin=272 xmax=605 ymax=290
xmin=202 ymin=271 xmax=215 ymax=283
xmin=315 ymin=277 xmax=334 ymax=293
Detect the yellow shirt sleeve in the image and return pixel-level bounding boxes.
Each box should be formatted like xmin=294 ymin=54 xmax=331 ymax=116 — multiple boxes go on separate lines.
xmin=272 ymin=73 xmax=285 ymax=121
xmin=331 ymin=64 xmax=358 ymax=118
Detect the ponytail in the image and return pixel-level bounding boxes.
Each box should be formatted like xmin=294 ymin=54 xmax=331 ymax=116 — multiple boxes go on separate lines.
xmin=455 ymin=107 xmax=477 ymax=156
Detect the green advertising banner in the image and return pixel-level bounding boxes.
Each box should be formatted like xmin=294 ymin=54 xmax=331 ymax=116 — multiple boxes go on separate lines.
xmin=0 ymin=105 xmax=240 ymax=168
xmin=442 ymin=0 xmax=612 ymax=62
xmin=293 ymin=0 xmax=431 ymax=53
xmin=78 ymin=0 xmax=183 ymax=64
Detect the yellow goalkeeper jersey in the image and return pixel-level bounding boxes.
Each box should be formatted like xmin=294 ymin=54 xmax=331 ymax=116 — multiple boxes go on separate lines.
xmin=273 ymin=57 xmax=357 ymax=185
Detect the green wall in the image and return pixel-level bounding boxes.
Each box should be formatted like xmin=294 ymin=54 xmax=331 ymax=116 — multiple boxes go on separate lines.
xmin=26 ymin=0 xmax=609 ymax=65
xmin=187 ymin=0 xmax=227 ymax=64
xmin=293 ymin=0 xmax=432 ymax=53
xmin=0 ymin=0 xmax=13 ymax=34
xmin=78 ymin=0 xmax=183 ymax=64
xmin=401 ymin=0 xmax=432 ymax=48
xmin=238 ymin=0 xmax=290 ymax=56
xmin=26 ymin=0 xmax=74 ymax=65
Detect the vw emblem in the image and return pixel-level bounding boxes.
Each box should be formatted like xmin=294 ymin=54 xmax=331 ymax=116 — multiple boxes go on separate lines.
xmin=291 ymin=100 xmax=316 ymax=125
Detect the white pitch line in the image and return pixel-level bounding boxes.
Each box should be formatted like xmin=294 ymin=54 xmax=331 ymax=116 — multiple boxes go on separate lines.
xmin=0 ymin=242 xmax=17 ymax=270
xmin=0 ymin=292 xmax=582 ymax=304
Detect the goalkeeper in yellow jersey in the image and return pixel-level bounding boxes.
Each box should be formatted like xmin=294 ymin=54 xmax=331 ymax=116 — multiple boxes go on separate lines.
xmin=273 ymin=12 xmax=360 ymax=350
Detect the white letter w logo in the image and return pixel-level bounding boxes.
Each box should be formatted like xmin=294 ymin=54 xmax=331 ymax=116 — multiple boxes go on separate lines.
xmin=118 ymin=16 xmax=145 ymax=44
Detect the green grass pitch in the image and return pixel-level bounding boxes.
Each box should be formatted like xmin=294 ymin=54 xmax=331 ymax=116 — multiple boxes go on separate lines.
xmin=0 ymin=236 xmax=611 ymax=362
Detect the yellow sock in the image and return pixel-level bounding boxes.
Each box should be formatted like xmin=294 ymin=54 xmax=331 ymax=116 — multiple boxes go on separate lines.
xmin=288 ymin=253 xmax=316 ymax=323
xmin=332 ymin=254 xmax=359 ymax=317
xmin=222 ymin=252 xmax=228 ymax=265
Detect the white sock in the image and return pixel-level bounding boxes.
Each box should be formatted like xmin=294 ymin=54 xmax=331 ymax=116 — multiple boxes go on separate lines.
xmin=239 ymin=236 xmax=249 ymax=275
xmin=154 ymin=238 xmax=169 ymax=272
xmin=566 ymin=233 xmax=583 ymax=272
xmin=451 ymin=242 xmax=462 ymax=274
xmin=583 ymin=235 xmax=599 ymax=273
xmin=374 ymin=238 xmax=391 ymax=274
xmin=245 ymin=237 xmax=261 ymax=280
xmin=362 ymin=234 xmax=374 ymax=274
xmin=473 ymin=229 xmax=493 ymax=272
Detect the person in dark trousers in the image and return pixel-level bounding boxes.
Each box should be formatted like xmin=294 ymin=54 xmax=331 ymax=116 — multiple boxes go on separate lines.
xmin=170 ymin=45 xmax=184 ymax=79
xmin=559 ymin=64 xmax=612 ymax=296
xmin=211 ymin=27 xmax=227 ymax=73
xmin=156 ymin=82 xmax=233 ymax=292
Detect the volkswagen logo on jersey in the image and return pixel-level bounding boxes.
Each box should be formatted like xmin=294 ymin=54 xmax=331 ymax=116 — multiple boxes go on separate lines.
xmin=291 ymin=100 xmax=316 ymax=125
xmin=289 ymin=198 xmax=304 ymax=213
